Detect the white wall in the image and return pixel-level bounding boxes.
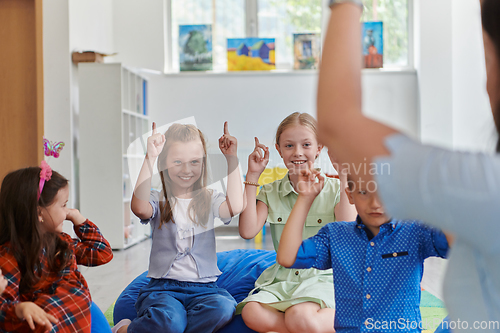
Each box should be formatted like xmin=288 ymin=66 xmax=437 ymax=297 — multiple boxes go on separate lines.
xmin=69 ymin=1 xmax=114 ymax=54
xmin=414 ymin=0 xmax=453 ymax=148
xmin=451 ymin=0 xmax=495 ymax=152
xmin=147 ymin=70 xmax=419 ymax=173
xmin=112 ymin=0 xmax=165 ymax=72
xmin=43 ymin=0 xmax=73 ymax=205
xmin=415 ymin=0 xmax=494 ymax=152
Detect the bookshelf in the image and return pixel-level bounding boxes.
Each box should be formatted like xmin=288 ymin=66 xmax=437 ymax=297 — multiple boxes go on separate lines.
xmin=79 ymin=63 xmax=150 ymax=250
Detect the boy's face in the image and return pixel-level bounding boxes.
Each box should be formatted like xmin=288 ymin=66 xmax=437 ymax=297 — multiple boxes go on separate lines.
xmin=346 ymin=182 xmax=390 ymax=235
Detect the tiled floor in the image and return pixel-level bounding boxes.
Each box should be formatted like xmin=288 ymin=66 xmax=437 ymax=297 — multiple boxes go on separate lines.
xmin=81 ymin=226 xmax=273 ymax=311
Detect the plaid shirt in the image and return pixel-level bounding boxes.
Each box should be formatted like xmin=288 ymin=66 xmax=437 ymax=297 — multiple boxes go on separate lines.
xmin=0 ymin=220 xmax=113 ymax=333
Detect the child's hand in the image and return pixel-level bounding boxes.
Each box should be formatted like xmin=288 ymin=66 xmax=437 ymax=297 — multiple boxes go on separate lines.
xmin=219 ymin=122 xmax=238 ymax=157
xmin=15 ymin=302 xmax=58 ymax=331
xmin=66 ymin=209 xmax=86 ymax=226
xmin=296 ymin=161 xmax=324 ymax=198
xmin=0 ymin=269 xmax=7 ymax=294
xmin=247 ymin=137 xmax=269 ymax=178
xmin=147 ymin=122 xmax=166 ymax=159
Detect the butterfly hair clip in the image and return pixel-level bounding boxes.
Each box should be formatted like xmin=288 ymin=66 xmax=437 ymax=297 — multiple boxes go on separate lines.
xmin=43 ymin=137 xmax=65 ymax=158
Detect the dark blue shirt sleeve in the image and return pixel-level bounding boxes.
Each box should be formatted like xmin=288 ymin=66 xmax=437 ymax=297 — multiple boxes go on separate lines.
xmin=290 ymin=225 xmax=333 ymax=270
xmin=418 ymin=223 xmax=449 ymax=259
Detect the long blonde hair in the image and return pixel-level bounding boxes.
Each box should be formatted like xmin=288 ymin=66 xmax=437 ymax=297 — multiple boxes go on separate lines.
xmin=275 ymin=112 xmax=318 ymax=146
xmin=157 ymin=124 xmax=211 ymax=228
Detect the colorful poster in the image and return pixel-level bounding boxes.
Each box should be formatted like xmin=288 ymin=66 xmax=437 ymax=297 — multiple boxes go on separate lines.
xmin=293 ymin=33 xmax=321 ymax=70
xmin=179 ymin=24 xmax=213 ymax=71
xmin=227 ymin=38 xmax=276 ymax=71
xmin=362 ymin=22 xmax=383 ymax=68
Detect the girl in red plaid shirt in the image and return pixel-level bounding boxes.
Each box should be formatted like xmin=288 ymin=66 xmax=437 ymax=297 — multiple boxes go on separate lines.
xmin=0 ymin=165 xmax=113 ymax=332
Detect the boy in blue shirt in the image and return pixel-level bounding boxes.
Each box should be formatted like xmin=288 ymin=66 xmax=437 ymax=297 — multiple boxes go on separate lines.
xmin=277 ymin=163 xmax=449 ymax=333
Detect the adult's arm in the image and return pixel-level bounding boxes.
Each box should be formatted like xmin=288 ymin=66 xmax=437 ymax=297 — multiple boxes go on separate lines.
xmin=374 ymin=135 xmax=500 ymax=254
xmin=317 ymin=2 xmax=500 ymax=253
xmin=317 ymin=2 xmax=397 ymax=185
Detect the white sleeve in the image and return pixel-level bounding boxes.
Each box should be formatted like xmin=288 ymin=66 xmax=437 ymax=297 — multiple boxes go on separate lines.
xmin=374 ymin=134 xmax=500 ymax=254
xmin=212 ymin=190 xmax=231 ymax=225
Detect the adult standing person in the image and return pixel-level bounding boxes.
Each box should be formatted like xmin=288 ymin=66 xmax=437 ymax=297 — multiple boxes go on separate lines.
xmin=317 ymin=0 xmax=500 ymax=332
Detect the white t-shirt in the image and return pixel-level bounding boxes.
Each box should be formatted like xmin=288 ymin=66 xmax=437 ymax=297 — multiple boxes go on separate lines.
xmin=163 ymin=197 xmax=217 ymax=283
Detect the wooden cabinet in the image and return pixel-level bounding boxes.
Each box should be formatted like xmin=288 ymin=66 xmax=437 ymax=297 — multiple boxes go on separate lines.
xmin=0 ymin=0 xmax=44 ymax=181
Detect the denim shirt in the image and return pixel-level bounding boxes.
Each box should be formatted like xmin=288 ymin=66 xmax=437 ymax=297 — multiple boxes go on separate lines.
xmin=375 ymin=134 xmax=500 ymax=332
xmin=142 ymin=190 xmax=230 ymax=279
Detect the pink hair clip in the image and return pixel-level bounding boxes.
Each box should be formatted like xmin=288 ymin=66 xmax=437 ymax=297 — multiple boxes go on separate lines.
xmin=38 ymin=160 xmax=52 ymax=201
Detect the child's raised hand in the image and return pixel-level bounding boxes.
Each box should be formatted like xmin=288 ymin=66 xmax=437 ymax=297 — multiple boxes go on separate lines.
xmin=296 ymin=161 xmax=324 ymax=198
xmin=66 ymin=208 xmax=86 ymax=226
xmin=247 ymin=137 xmax=269 ymax=177
xmin=0 ymin=269 xmax=7 ymax=294
xmin=147 ymin=122 xmax=166 ymax=159
xmin=219 ymin=121 xmax=238 ymax=157
xmin=15 ymin=302 xmax=58 ymax=331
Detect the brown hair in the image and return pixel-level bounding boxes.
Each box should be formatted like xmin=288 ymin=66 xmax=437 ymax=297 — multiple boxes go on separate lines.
xmin=0 ymin=167 xmax=72 ymax=294
xmin=481 ymin=0 xmax=500 ymax=152
xmin=157 ymin=124 xmax=212 ymax=228
xmin=275 ymin=112 xmax=319 ymax=146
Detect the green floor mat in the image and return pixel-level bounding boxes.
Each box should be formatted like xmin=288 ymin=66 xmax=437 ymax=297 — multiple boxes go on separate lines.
xmin=104 ymin=302 xmax=115 ymax=327
xmin=420 ymin=306 xmax=448 ymax=331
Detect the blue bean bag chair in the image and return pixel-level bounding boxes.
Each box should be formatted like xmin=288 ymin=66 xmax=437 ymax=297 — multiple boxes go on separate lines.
xmin=113 ymin=249 xmax=276 ymax=333
xmin=92 ymin=301 xmax=112 ymax=333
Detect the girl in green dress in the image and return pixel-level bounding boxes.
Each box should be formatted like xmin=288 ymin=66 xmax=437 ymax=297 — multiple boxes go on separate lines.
xmin=237 ymin=112 xmax=356 ymax=333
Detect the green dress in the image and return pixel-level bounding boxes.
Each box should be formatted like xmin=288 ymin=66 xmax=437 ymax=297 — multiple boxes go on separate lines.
xmin=236 ymin=173 xmax=341 ymax=313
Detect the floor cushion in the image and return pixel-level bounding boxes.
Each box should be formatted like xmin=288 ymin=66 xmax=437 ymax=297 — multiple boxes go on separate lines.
xmin=113 ymin=249 xmax=276 ymax=333
xmin=92 ymin=301 xmax=112 ymax=333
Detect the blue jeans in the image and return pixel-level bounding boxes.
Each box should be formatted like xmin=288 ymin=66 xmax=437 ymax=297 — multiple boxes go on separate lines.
xmin=128 ymin=278 xmax=236 ymax=333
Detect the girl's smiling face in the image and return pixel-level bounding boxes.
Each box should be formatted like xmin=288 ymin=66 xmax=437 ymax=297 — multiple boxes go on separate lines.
xmin=275 ymin=125 xmax=322 ymax=173
xmin=39 ymin=185 xmax=69 ymax=234
xmin=165 ymin=139 xmax=205 ymax=198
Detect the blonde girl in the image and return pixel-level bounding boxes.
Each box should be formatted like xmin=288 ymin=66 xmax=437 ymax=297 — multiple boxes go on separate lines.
xmin=237 ymin=112 xmax=355 ymax=333
xmin=113 ymin=122 xmax=244 ymax=333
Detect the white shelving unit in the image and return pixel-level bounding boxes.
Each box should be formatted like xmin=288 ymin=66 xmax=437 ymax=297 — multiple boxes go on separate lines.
xmin=79 ymin=63 xmax=151 ymax=250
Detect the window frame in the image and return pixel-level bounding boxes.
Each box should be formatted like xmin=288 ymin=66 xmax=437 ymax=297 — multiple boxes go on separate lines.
xmin=164 ymin=0 xmax=414 ymax=73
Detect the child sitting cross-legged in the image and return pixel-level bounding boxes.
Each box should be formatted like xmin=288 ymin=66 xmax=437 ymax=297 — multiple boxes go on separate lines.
xmin=277 ymin=162 xmax=450 ymax=333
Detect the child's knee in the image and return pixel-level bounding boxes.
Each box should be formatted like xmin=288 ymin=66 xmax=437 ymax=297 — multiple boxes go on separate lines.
xmin=285 ymin=305 xmax=324 ymax=333
xmin=138 ymin=307 xmax=187 ymax=333
xmin=241 ymin=302 xmax=263 ymax=324
xmin=209 ymin=294 xmax=236 ymax=320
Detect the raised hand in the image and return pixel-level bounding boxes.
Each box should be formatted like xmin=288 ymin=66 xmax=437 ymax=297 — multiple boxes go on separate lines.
xmin=0 ymin=269 xmax=7 ymax=294
xmin=147 ymin=122 xmax=166 ymax=159
xmin=219 ymin=121 xmax=238 ymax=157
xmin=15 ymin=302 xmax=59 ymax=331
xmin=296 ymin=161 xmax=324 ymax=198
xmin=247 ymin=137 xmax=269 ymax=178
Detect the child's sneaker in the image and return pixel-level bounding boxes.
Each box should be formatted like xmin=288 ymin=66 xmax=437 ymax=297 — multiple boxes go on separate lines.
xmin=111 ymin=319 xmax=131 ymax=333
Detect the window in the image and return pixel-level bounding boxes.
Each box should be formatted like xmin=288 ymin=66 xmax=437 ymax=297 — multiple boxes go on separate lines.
xmin=171 ymin=0 xmax=246 ymax=72
xmin=168 ymin=0 xmax=410 ymax=72
xmin=258 ymin=0 xmax=322 ymax=69
xmin=361 ymin=0 xmax=409 ymax=67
